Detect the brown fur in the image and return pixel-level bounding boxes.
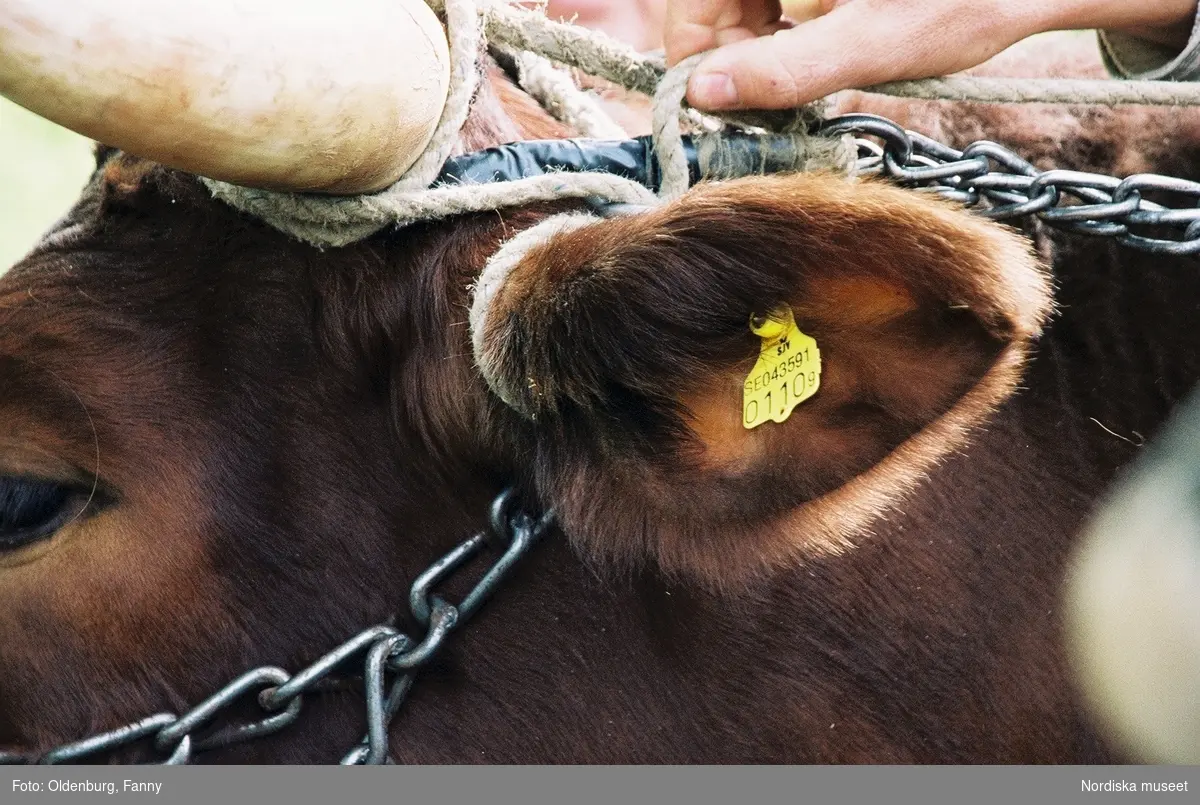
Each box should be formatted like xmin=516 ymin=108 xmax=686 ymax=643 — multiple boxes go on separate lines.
xmin=1 ymin=37 xmax=1199 ymax=762
xmin=482 ymin=174 xmax=1051 ymax=587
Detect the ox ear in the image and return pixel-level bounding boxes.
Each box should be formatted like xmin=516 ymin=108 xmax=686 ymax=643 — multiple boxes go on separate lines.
xmin=94 ymin=152 xmax=165 ymax=212
xmin=476 ymin=173 xmax=1052 ymax=591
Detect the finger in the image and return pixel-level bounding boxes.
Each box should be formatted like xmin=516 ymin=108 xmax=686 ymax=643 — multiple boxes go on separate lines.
xmin=779 ymin=0 xmax=827 ymax=23
xmin=686 ymin=2 xmax=1007 ymax=110
xmin=664 ymin=0 xmax=783 ymax=65
xmin=712 ymin=19 xmax=791 ymax=48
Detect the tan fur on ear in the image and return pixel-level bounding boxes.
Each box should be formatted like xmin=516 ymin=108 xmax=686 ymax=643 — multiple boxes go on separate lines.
xmin=483 ymin=173 xmax=1052 ymax=591
xmin=101 ymin=154 xmax=156 ymax=198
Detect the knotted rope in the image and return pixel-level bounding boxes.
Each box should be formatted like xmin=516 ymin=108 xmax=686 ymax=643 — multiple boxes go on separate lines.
xmin=468 ymin=211 xmax=600 ymax=413
xmin=206 ymin=0 xmax=1200 ymax=252
xmin=203 ymin=0 xmax=854 ymax=249
xmin=505 ymin=48 xmax=628 ymax=140
xmin=201 ymin=0 xmax=1200 ymax=409
xmin=449 ymin=1 xmax=1200 ymax=108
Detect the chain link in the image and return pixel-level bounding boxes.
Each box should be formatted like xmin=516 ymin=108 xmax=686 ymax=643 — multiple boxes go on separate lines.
xmin=4 ymin=112 xmax=1195 ymax=768
xmin=819 ymin=113 xmax=1200 ymax=255
xmin=0 ymin=489 xmax=551 ymax=766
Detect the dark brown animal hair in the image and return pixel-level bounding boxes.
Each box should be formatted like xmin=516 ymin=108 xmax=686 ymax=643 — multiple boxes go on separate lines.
xmin=481 ymin=174 xmax=1050 ymax=590
xmin=2 ymin=38 xmax=1200 ymax=763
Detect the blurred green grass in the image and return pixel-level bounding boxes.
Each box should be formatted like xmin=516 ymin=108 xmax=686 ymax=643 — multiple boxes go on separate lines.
xmin=0 ymin=97 xmax=95 ymax=274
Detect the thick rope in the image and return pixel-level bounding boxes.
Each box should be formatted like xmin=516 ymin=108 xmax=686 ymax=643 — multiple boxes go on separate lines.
xmin=508 ymin=49 xmax=628 ymax=140
xmin=206 ymin=0 xmax=675 ymax=248
xmin=481 ymin=1 xmax=1200 ymax=108
xmin=653 ymin=55 xmax=702 ymax=201
xmin=207 ymin=0 xmax=1190 ymax=251
xmin=467 ymin=1 xmax=1200 ymax=108
xmin=206 ymin=0 xmax=1200 ymax=252
xmin=201 ymin=0 xmax=488 ymax=246
xmin=189 ymin=0 xmax=843 ymax=403
xmin=476 ymin=0 xmax=664 ymax=97
xmin=863 ymin=75 xmax=1200 ymax=106
xmin=202 ymin=0 xmax=844 ymax=249
xmin=198 ymin=0 xmax=1200 ymax=406
xmin=470 ymin=212 xmax=601 ymax=412
xmin=206 ymin=171 xmax=654 ymax=247
xmin=395 ymin=0 xmax=484 ymax=189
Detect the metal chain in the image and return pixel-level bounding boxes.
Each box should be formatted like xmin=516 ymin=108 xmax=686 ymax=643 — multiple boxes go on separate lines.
xmin=0 ymin=489 xmax=551 ymax=766
xmin=819 ymin=113 xmax=1200 ymax=255
xmin=3 ymin=112 xmax=1194 ymax=769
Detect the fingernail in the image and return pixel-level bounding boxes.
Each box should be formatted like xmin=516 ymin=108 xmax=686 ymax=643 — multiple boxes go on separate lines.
xmin=690 ymin=72 xmax=738 ymax=109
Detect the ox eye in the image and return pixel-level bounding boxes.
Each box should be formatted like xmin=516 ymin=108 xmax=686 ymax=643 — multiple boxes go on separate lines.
xmin=0 ymin=476 xmax=92 ymax=551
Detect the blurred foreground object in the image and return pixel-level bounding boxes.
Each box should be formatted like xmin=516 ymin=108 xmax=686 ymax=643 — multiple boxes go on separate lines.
xmin=1066 ymin=390 xmax=1200 ymax=764
xmin=0 ymin=0 xmax=450 ymax=193
xmin=543 ymin=0 xmax=667 ymax=51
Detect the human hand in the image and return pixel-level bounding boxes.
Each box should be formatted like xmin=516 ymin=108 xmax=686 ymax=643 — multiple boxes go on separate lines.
xmin=665 ymin=0 xmax=1199 ymax=111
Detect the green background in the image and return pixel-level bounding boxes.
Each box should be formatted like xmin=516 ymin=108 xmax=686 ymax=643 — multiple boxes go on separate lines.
xmin=0 ymin=97 xmax=95 ymax=274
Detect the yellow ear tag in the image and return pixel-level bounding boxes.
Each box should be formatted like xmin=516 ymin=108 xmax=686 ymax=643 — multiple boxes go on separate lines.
xmin=742 ymin=306 xmax=822 ymax=430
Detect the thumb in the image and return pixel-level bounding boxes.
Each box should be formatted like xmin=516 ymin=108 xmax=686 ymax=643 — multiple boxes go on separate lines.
xmin=685 ymin=2 xmax=1001 ymax=110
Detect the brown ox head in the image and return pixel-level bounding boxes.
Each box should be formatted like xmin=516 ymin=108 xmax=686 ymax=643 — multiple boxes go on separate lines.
xmin=19 ymin=16 xmax=1184 ymax=764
